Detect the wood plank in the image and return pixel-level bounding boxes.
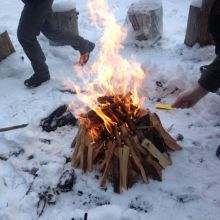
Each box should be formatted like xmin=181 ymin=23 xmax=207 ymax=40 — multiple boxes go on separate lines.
xmin=100 ymin=141 xmax=116 ymax=187
xmin=150 ymin=113 xmax=181 ymax=151
xmin=121 ymin=145 xmax=130 ymax=189
xmin=141 ymin=139 xmax=172 ymax=168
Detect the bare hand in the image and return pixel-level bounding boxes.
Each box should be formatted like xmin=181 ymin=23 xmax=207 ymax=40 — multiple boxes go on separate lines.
xmin=172 ymin=84 xmax=209 ymax=109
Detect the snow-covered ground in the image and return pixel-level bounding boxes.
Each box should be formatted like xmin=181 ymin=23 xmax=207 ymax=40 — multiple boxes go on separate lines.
xmin=0 ymin=0 xmax=220 ymax=220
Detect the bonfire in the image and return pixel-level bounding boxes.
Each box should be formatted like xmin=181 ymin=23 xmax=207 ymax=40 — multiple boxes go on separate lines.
xmin=69 ymin=0 xmax=181 ymax=193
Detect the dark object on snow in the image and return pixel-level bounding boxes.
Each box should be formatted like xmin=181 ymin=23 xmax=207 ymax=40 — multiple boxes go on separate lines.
xmin=216 ymin=145 xmax=220 ymax=159
xmin=37 ymin=187 xmax=59 ymax=217
xmin=0 ymin=155 xmax=8 ymax=161
xmin=39 ymin=138 xmax=51 ymax=144
xmin=84 ymin=213 xmax=88 ymax=220
xmin=57 ymin=169 xmax=76 ymax=192
xmin=156 ymin=81 xmax=163 ymax=88
xmin=176 ymin=133 xmax=184 ymax=142
xmin=59 ymin=89 xmax=77 ymax=95
xmin=37 ymin=194 xmax=46 ymax=217
xmin=0 ymin=123 xmax=28 ymax=132
xmin=40 ymin=105 xmax=78 ymax=132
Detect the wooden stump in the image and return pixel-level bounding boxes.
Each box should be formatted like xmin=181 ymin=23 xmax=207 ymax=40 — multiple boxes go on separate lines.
xmin=49 ymin=8 xmax=79 ymax=46
xmin=127 ymin=1 xmax=163 ymax=42
xmin=0 ymin=31 xmax=15 ymax=61
xmin=184 ymin=5 xmax=213 ymax=47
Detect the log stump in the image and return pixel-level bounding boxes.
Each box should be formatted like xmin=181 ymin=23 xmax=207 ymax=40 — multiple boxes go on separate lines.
xmin=127 ymin=0 xmax=163 ymax=42
xmin=49 ymin=8 xmax=79 ymax=46
xmin=0 ymin=31 xmax=15 ymax=61
xmin=184 ymin=5 xmax=213 ymax=47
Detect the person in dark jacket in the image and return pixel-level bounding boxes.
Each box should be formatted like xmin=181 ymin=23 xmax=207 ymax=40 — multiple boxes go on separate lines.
xmin=18 ymin=0 xmax=95 ymax=88
xmin=172 ymin=0 xmax=220 ymax=108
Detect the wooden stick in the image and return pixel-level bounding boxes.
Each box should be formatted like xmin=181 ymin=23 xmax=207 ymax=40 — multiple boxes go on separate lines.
xmin=112 ymin=153 xmax=120 ymax=193
xmin=71 ymin=125 xmax=83 ymax=164
xmin=72 ymin=125 xmax=86 ymax=167
xmin=86 ymin=136 xmax=93 ymax=172
xmin=92 ymin=141 xmax=105 ymax=162
xmin=130 ymin=146 xmax=148 ymax=183
xmin=137 ymin=126 xmax=153 ymax=130
xmin=141 ymin=139 xmax=172 ymax=168
xmin=118 ymin=147 xmax=123 ymax=192
xmin=150 ymin=113 xmax=181 ymax=151
xmin=121 ymin=145 xmax=130 ymax=189
xmin=71 ymin=125 xmax=82 ymax=148
xmin=114 ymin=126 xmax=122 ymax=147
xmin=100 ymin=141 xmax=116 ymax=187
xmin=0 ymin=124 xmax=28 ymax=132
xmin=119 ymin=124 xmax=148 ymax=183
xmin=131 ymin=135 xmax=148 ymax=155
xmin=145 ymin=155 xmax=162 ymax=181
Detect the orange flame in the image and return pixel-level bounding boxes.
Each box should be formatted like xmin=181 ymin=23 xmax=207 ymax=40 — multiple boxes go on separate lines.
xmin=70 ymin=0 xmax=146 ymax=137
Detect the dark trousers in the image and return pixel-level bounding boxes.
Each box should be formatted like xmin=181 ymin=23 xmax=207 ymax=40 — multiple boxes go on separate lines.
xmin=208 ymin=15 xmax=220 ymax=55
xmin=17 ymin=0 xmax=88 ymax=75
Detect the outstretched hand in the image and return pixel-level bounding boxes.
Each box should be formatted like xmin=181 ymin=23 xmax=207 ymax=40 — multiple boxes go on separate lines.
xmin=172 ymin=84 xmax=209 ymax=109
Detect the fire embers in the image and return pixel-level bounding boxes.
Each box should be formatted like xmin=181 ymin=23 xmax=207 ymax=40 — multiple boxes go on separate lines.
xmin=71 ymin=94 xmax=181 ymax=193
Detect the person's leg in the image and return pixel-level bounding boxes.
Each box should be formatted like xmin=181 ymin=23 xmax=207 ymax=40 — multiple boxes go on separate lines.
xmin=17 ymin=0 xmax=53 ymax=86
xmin=42 ymin=10 xmax=95 ymax=65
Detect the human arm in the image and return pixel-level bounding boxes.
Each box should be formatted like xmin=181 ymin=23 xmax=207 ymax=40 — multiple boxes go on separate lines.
xmin=172 ymin=83 xmax=209 ymax=108
xmin=172 ymin=54 xmax=220 ymax=109
xmin=198 ymin=54 xmax=220 ymax=92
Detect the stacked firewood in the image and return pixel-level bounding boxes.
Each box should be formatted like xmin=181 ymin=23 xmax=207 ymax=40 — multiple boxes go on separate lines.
xmin=71 ymin=94 xmax=181 ymax=193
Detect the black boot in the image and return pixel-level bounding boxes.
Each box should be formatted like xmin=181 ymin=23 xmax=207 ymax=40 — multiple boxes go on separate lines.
xmin=79 ymin=41 xmax=95 ymax=66
xmin=24 ymin=72 xmax=50 ymax=88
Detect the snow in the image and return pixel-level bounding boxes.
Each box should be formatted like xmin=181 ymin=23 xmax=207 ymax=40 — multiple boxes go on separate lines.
xmin=0 ymin=0 xmax=220 ymax=220
xmin=191 ymin=0 xmax=202 ymax=8
xmin=129 ymin=0 xmax=162 ymax=12
xmin=52 ymin=0 xmax=76 ymax=12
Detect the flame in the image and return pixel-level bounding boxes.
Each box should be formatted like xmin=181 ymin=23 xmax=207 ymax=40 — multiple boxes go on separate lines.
xmin=70 ymin=0 xmax=146 ymax=137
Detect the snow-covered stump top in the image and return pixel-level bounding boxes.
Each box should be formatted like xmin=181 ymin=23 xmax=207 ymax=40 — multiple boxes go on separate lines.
xmin=191 ymin=0 xmax=202 ymax=8
xmin=126 ymin=0 xmax=163 ymax=45
xmin=52 ymin=0 xmax=76 ymax=12
xmin=50 ymin=0 xmax=78 ymax=46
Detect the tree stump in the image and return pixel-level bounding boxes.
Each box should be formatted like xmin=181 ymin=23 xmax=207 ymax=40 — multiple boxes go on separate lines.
xmin=127 ymin=0 xmax=163 ymax=43
xmin=49 ymin=8 xmax=79 ymax=46
xmin=0 ymin=31 xmax=15 ymax=61
xmin=184 ymin=5 xmax=213 ymax=47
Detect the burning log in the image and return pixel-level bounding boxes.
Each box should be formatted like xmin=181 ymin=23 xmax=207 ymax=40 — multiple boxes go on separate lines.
xmin=71 ymin=94 xmax=181 ymax=193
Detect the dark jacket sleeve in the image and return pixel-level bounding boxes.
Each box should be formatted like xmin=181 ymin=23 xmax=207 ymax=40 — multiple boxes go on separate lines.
xmin=198 ymin=54 xmax=220 ymax=92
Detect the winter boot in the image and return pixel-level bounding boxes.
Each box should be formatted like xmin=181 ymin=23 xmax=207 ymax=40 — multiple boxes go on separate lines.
xmin=24 ymin=72 xmax=50 ymax=88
